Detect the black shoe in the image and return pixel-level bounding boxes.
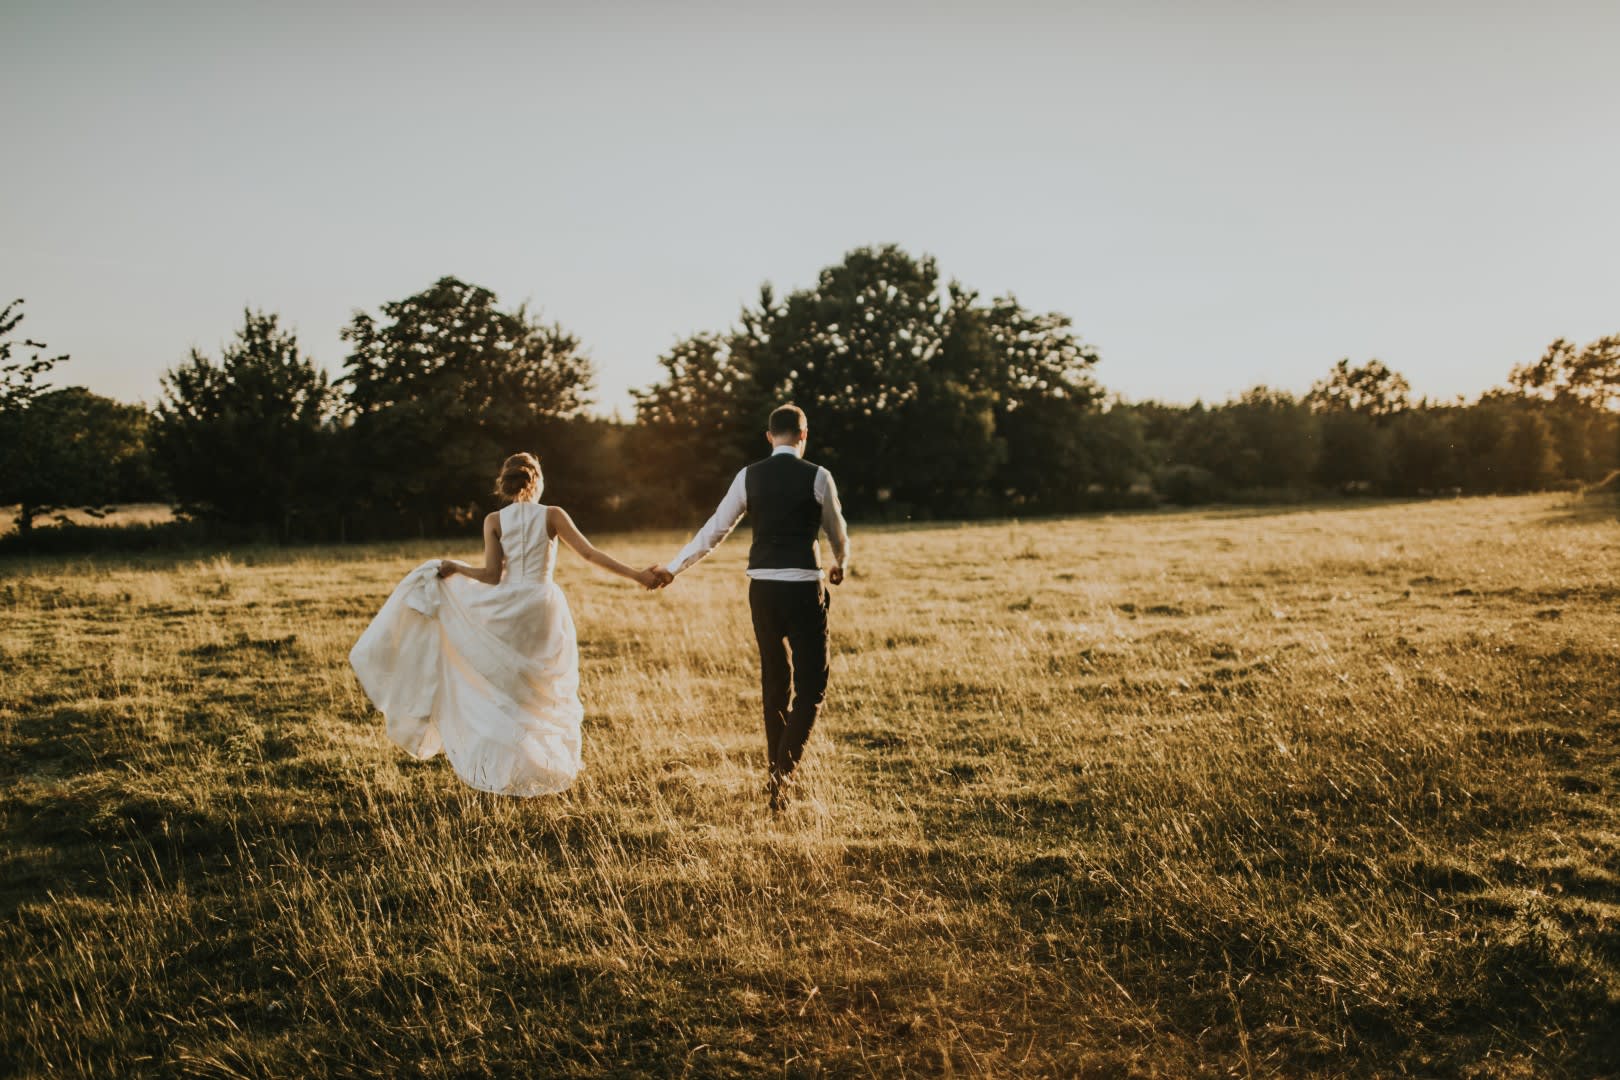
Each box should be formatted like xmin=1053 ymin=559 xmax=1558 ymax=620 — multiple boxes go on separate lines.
xmin=767 ymin=773 xmax=788 ymax=813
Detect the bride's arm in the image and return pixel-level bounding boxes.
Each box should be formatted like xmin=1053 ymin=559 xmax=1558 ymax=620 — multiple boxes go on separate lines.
xmin=549 ymin=507 xmax=659 ymax=587
xmin=438 ymin=513 xmax=504 ymax=584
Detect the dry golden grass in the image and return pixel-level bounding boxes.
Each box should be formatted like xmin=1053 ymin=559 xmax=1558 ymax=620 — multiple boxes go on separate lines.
xmin=2 ymin=495 xmax=1617 ymax=1077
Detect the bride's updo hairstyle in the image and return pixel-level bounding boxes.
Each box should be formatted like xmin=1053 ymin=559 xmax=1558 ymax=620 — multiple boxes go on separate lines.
xmin=494 ymin=452 xmax=543 ymax=503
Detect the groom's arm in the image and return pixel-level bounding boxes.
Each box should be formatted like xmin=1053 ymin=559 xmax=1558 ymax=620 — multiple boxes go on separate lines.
xmin=817 ymin=468 xmax=851 ymax=583
xmin=664 ymin=468 xmax=749 ymax=580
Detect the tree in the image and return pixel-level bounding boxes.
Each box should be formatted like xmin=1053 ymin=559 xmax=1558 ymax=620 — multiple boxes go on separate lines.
xmin=1508 ymin=335 xmax=1620 ymax=483
xmin=633 ymin=245 xmax=1105 ymax=519
xmin=1307 ymin=359 xmax=1412 ymax=419
xmin=1116 ymin=400 xmax=1190 ymax=467
xmin=1 ymin=299 xmax=77 ymax=534
xmin=1387 ymin=408 xmax=1460 ymax=495
xmin=1542 ymin=404 xmax=1601 ymax=484
xmin=632 ymin=332 xmax=768 ymax=521
xmin=975 ymin=293 xmax=1107 ymax=510
xmin=996 ymin=397 xmax=1148 ymax=511
xmin=1448 ymin=397 xmax=1561 ymax=494
xmin=341 ymin=277 xmax=595 ymax=532
xmin=153 ymin=310 xmax=336 ymax=533
xmin=0 ymin=388 xmax=150 ymax=535
xmin=1313 ymin=410 xmax=1391 ymax=492
xmin=1510 ymin=335 xmax=1620 ymax=408
xmin=731 ymin=246 xmax=1001 ymax=516
xmin=1167 ymin=403 xmax=1248 ymax=493
xmin=1501 ymin=408 xmax=1562 ymax=492
xmin=0 ymin=299 xmax=68 ymax=415
xmin=1449 ymin=401 xmax=1513 ymax=493
xmin=1225 ymin=388 xmax=1320 ymax=490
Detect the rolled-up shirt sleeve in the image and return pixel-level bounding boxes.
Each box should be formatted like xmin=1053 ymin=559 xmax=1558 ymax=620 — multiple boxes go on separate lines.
xmin=817 ymin=468 xmax=850 ymax=572
xmin=666 ymin=468 xmax=749 ymax=578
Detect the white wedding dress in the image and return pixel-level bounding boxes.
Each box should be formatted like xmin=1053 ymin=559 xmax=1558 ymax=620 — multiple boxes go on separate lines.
xmin=349 ymin=501 xmax=584 ymax=796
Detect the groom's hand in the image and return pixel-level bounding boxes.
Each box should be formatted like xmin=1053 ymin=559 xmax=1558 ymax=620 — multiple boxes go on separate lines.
xmin=828 ymin=566 xmax=844 ymax=586
xmin=642 ymin=565 xmax=673 ymax=590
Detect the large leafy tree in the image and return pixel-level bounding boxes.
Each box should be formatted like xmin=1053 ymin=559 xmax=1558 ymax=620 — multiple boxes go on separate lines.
xmin=968 ymin=293 xmax=1116 ymax=510
xmin=634 ymin=245 xmax=1104 ymax=519
xmin=735 ymin=246 xmax=992 ymax=515
xmin=153 ymin=310 xmax=335 ymax=532
xmin=0 ymin=388 xmax=150 ymax=535
xmin=341 ymin=277 xmax=595 ymax=530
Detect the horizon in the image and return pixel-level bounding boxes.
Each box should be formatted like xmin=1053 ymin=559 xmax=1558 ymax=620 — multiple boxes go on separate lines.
xmin=4 ymin=0 xmax=1617 ymax=417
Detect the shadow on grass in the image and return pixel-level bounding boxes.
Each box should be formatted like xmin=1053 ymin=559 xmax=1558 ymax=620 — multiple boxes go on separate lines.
xmin=1535 ymin=491 xmax=1619 ymax=528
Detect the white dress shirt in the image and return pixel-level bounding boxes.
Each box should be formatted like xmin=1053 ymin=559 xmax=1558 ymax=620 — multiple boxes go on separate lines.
xmin=666 ymin=444 xmax=851 ymax=582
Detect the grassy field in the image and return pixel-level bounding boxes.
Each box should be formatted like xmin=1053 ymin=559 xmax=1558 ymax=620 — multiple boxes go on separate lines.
xmin=2 ymin=494 xmax=1617 ymax=1077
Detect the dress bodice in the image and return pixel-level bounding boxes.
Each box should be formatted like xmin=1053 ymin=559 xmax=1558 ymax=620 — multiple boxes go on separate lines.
xmin=499 ymin=502 xmax=557 ymax=585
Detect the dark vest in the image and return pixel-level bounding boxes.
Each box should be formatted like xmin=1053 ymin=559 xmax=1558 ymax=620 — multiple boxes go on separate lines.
xmin=746 ymin=453 xmax=822 ymax=571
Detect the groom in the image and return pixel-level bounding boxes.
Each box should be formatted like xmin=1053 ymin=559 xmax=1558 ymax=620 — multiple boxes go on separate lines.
xmin=650 ymin=404 xmax=851 ymax=811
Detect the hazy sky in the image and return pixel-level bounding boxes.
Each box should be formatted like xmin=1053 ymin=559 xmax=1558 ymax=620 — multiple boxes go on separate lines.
xmin=4 ymin=0 xmax=1616 ymax=417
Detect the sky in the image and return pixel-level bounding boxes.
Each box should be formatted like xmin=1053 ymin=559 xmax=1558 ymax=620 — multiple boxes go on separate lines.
xmin=3 ymin=0 xmax=1617 ymax=418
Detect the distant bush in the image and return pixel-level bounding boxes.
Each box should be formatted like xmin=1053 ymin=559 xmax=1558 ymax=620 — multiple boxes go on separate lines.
xmin=1225 ymin=486 xmax=1318 ymax=505
xmin=1079 ymin=488 xmax=1160 ymax=512
xmin=0 ymin=519 xmax=225 ymax=556
xmin=1155 ymin=465 xmax=1222 ymax=506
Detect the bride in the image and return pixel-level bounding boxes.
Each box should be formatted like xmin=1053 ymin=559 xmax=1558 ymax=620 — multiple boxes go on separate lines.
xmin=349 ymin=452 xmax=661 ymax=796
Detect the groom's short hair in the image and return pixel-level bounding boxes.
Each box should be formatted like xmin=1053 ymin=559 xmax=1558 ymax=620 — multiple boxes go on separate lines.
xmin=768 ymin=404 xmax=807 ymax=437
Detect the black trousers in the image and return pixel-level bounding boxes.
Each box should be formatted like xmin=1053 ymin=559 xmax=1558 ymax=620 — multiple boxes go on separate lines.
xmin=748 ymin=579 xmax=830 ymax=780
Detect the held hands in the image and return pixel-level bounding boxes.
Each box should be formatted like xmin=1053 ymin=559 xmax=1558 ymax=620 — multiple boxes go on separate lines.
xmin=638 ymin=565 xmax=674 ymax=591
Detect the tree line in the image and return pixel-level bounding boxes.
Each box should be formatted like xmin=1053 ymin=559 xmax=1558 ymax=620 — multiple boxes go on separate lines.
xmin=2 ymin=246 xmax=1616 ymax=544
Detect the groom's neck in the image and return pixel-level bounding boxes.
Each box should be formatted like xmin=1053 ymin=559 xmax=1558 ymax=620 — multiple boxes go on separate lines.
xmin=768 ymin=435 xmax=806 ymax=457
